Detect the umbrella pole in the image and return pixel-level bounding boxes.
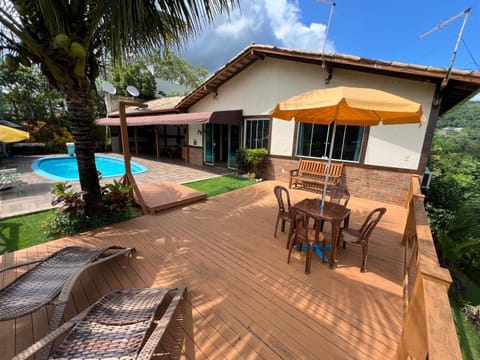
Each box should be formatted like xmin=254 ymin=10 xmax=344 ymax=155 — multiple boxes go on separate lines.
xmin=321 ymin=122 xmax=337 ymax=208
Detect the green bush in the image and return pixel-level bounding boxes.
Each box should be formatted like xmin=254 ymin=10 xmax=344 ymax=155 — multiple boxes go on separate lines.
xmin=236 ymin=148 xmax=250 ymax=174
xmin=45 ymin=181 xmax=139 ymax=238
xmin=235 ymin=148 xmax=268 ymax=178
xmin=102 ymin=179 xmax=136 ymax=213
xmin=247 ymin=148 xmax=268 ymax=178
xmin=50 ymin=181 xmax=86 ymax=216
xmin=44 ymin=209 xmax=137 ymax=239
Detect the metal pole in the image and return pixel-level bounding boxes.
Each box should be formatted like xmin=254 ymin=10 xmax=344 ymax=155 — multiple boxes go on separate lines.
xmin=442 ymin=8 xmax=470 ymax=89
xmin=321 ymin=122 xmax=337 ymax=208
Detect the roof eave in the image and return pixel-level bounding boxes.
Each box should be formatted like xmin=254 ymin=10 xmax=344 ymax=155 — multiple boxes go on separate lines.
xmin=176 ymin=44 xmax=480 ymax=115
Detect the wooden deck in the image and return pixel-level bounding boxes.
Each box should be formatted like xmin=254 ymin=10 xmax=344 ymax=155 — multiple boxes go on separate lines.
xmin=0 ymin=181 xmax=408 ymax=359
xmin=137 ymin=181 xmax=208 ymax=214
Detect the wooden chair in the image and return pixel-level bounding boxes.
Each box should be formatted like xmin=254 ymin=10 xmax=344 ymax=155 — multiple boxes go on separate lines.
xmin=339 ymin=207 xmax=387 ymax=272
xmin=287 ymin=207 xmax=326 ymax=274
xmin=273 ymin=185 xmax=294 ymax=244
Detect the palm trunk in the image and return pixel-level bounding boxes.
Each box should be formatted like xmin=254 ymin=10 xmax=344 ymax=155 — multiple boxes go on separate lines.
xmin=65 ymin=83 xmax=103 ymax=217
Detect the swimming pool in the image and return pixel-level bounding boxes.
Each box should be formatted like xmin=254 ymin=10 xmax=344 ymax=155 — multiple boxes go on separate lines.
xmin=32 ymin=155 xmax=148 ymax=181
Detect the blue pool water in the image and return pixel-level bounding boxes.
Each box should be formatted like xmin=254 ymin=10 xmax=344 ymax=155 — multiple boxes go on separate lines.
xmin=32 ymin=155 xmax=148 ymax=181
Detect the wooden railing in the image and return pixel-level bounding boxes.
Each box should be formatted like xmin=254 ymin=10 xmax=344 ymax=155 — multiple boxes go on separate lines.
xmin=396 ymin=176 xmax=462 ymax=359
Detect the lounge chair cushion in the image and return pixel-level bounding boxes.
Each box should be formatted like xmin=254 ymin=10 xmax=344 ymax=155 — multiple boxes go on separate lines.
xmin=13 ymin=287 xmax=186 ymax=360
xmin=0 ymin=246 xmax=134 ymax=321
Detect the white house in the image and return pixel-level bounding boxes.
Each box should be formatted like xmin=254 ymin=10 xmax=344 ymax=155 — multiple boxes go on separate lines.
xmin=97 ymin=44 xmax=480 ymax=204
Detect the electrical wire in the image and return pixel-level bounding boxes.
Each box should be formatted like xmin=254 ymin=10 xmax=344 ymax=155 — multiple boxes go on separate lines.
xmin=460 ymin=38 xmax=480 ymax=71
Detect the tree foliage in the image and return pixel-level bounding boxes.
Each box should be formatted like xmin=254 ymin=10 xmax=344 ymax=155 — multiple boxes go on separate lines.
xmin=149 ymin=49 xmax=208 ymax=91
xmin=110 ymin=63 xmax=156 ymax=99
xmin=105 ymin=50 xmax=208 ymax=97
xmin=0 ymin=0 xmax=237 ymax=216
xmin=426 ymin=101 xmax=480 ymax=276
xmin=0 ymin=60 xmax=65 ymax=124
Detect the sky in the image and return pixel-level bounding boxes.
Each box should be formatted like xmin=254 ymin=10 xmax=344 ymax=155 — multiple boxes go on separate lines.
xmin=179 ymin=0 xmax=480 ymax=74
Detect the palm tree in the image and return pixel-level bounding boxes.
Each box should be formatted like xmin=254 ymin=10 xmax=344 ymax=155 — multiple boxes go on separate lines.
xmin=0 ymin=0 xmax=237 ymax=216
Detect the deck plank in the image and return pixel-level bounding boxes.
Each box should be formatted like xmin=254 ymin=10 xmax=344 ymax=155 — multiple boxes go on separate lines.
xmin=137 ymin=181 xmax=208 ymax=214
xmin=1 ymin=180 xmax=408 ymax=359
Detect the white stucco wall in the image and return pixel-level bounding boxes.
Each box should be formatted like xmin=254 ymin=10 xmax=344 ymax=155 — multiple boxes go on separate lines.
xmin=188 ymin=124 xmax=203 ymax=146
xmin=329 ymin=69 xmax=434 ymax=169
xmin=189 ymin=57 xmax=436 ymax=170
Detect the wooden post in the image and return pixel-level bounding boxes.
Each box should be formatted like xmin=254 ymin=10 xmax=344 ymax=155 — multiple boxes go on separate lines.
xmin=118 ymin=101 xmax=148 ymax=214
xmin=155 ymin=127 xmax=160 ymax=160
xmin=134 ymin=127 xmax=139 ymax=156
xmin=184 ymin=125 xmax=189 ymax=162
xmin=163 ymin=125 xmax=168 ymax=150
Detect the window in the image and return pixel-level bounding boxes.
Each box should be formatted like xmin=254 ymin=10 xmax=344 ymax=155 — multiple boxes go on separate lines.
xmin=296 ymin=123 xmax=364 ymax=162
xmin=245 ymin=119 xmax=269 ymax=149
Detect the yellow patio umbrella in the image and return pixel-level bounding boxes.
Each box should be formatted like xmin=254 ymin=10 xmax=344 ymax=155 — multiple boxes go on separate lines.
xmin=0 ymin=124 xmax=29 ymax=143
xmin=271 ymin=86 xmax=424 ymax=125
xmin=270 ymin=86 xmax=425 ymax=207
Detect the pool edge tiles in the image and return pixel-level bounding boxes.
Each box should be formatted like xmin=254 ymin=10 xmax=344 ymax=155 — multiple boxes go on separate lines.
xmin=31 ymin=155 xmax=148 ymax=181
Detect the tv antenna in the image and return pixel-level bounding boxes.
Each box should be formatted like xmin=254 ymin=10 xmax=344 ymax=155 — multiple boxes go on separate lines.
xmin=316 ymin=0 xmax=336 ymax=68
xmin=419 ymin=8 xmax=471 ymax=90
xmin=126 ymin=85 xmax=140 ymax=98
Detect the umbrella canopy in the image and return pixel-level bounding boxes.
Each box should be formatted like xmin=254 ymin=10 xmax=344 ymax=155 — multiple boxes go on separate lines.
xmin=270 ymin=86 xmax=425 ymax=208
xmin=0 ymin=124 xmax=30 ymax=143
xmin=270 ymin=86 xmax=425 ymax=125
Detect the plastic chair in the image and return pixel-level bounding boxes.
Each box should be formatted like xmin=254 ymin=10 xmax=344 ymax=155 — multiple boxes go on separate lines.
xmin=326 ymin=185 xmax=350 ymax=207
xmin=273 ymin=185 xmax=296 ymax=246
xmin=0 ymin=168 xmax=22 ymax=191
xmin=287 ymin=206 xmax=326 ymax=274
xmin=339 ymin=207 xmax=387 ymax=272
xmin=318 ymin=185 xmax=351 ymax=230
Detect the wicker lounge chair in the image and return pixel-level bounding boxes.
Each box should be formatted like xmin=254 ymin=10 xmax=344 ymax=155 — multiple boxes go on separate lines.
xmin=0 ymin=246 xmax=135 ymax=332
xmin=13 ymin=287 xmax=186 ymax=360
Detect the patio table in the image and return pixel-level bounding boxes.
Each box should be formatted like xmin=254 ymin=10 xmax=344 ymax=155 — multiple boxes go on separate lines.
xmin=292 ymin=198 xmax=350 ymax=269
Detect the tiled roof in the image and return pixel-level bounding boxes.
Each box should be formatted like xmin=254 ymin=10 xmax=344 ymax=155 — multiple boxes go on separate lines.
xmin=176 ymin=44 xmax=480 ymax=115
xmin=108 ymin=96 xmax=183 ymax=116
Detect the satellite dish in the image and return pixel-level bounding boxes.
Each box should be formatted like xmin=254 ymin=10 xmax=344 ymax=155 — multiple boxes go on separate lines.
xmin=101 ymin=81 xmax=117 ymax=95
xmin=126 ymin=85 xmax=140 ymax=97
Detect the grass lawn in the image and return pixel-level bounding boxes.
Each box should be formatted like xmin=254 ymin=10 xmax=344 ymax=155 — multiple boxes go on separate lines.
xmin=0 ymin=210 xmax=55 ymax=253
xmin=183 ymin=175 xmax=255 ymax=197
xmin=0 ymin=176 xmax=256 ymax=253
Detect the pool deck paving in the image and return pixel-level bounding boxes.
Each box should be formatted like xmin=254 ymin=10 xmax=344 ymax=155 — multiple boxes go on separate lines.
xmin=0 ymin=153 xmax=234 ymax=218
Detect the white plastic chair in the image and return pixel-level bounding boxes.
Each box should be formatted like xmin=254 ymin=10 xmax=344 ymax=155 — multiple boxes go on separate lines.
xmin=0 ymin=168 xmax=22 ymax=191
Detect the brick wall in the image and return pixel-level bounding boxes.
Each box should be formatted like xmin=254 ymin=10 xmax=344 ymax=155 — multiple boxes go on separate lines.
xmin=265 ymin=157 xmax=415 ymax=205
xmin=188 ymin=146 xmax=203 ymax=166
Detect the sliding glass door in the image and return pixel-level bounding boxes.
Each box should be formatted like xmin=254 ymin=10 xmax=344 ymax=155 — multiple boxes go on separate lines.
xmin=204 ymin=124 xmax=241 ymax=168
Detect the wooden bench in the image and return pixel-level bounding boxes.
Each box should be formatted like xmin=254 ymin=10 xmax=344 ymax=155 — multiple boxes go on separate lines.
xmin=289 ymin=159 xmax=343 ymax=190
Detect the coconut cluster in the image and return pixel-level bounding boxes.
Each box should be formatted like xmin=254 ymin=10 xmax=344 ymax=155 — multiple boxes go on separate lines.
xmin=53 ymin=33 xmax=87 ymax=78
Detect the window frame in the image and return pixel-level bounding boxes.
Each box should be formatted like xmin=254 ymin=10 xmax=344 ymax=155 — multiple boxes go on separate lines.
xmin=295 ymin=123 xmax=364 ymax=163
xmin=244 ymin=118 xmax=270 ymax=150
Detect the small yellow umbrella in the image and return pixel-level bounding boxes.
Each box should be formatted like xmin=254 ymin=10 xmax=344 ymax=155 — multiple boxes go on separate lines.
xmin=0 ymin=125 xmax=29 ymax=143
xmin=270 ymin=86 xmax=425 ymax=207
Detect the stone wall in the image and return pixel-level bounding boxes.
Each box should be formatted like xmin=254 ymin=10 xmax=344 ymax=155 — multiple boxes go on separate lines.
xmin=264 ymin=157 xmax=416 ymax=205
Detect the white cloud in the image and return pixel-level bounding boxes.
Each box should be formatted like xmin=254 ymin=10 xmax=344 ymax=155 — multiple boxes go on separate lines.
xmin=264 ymin=0 xmax=329 ymax=50
xmin=180 ymin=0 xmax=334 ymax=72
